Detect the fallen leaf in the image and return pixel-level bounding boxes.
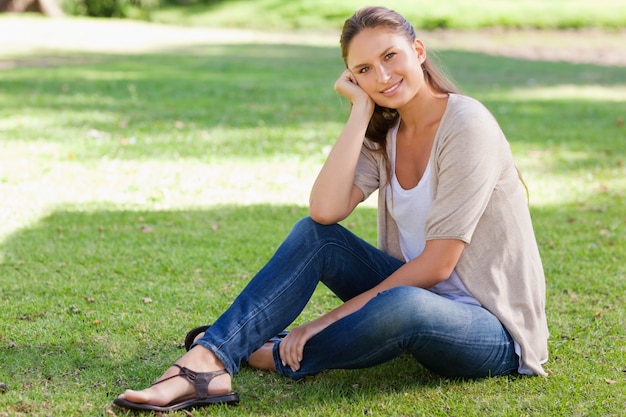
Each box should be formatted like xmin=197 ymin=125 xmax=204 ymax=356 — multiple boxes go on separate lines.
xmin=605 ymin=379 xmax=617 ymax=384
xmin=143 ymin=297 xmax=153 ymax=304
xmin=140 ymin=226 xmax=154 ymax=233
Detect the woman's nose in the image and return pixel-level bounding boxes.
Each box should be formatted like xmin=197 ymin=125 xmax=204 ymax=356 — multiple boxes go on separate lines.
xmin=377 ymin=66 xmax=391 ymax=83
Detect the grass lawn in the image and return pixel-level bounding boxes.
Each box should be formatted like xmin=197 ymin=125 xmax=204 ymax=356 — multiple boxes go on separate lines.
xmin=0 ymin=16 xmax=625 ymax=417
xmin=148 ymin=0 xmax=626 ymax=30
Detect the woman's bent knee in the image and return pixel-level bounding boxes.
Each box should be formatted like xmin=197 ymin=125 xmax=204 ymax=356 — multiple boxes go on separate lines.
xmin=291 ymin=216 xmax=346 ymax=244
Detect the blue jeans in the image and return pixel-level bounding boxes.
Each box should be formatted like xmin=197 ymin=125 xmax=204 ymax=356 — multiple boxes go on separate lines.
xmin=194 ymin=217 xmax=518 ymax=380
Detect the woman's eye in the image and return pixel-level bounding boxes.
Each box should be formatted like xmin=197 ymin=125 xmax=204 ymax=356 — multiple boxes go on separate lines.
xmin=385 ymin=52 xmax=396 ymax=60
xmin=359 ymin=66 xmax=371 ymax=74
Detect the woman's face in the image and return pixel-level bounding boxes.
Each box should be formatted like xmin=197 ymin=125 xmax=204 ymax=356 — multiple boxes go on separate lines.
xmin=346 ymin=27 xmax=426 ymax=110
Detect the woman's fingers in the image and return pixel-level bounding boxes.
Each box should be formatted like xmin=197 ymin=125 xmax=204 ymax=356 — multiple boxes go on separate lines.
xmin=278 ymin=326 xmax=311 ymax=372
xmin=334 ymin=70 xmax=360 ymax=96
xmin=334 ymin=69 xmax=374 ymax=110
xmin=279 ymin=333 xmax=302 ymax=371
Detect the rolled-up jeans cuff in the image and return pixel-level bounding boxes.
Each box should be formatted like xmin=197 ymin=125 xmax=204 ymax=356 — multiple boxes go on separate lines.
xmin=191 ymin=340 xmax=236 ymax=377
xmin=272 ymin=342 xmax=305 ymax=380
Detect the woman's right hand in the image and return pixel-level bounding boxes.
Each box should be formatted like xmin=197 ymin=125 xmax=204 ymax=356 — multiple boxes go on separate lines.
xmin=334 ymin=69 xmax=374 ymax=113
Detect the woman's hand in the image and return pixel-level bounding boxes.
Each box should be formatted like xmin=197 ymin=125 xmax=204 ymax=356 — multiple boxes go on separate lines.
xmin=334 ymin=69 xmax=374 ymax=113
xmin=278 ymin=319 xmax=327 ymax=372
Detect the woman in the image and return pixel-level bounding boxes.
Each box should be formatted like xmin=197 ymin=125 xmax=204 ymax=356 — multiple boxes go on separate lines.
xmin=114 ymin=6 xmax=549 ymax=412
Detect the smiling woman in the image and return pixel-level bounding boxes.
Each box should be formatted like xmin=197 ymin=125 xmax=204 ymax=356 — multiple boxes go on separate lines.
xmin=112 ymin=5 xmax=548 ymax=413
xmin=2 ymin=3 xmax=626 ymax=416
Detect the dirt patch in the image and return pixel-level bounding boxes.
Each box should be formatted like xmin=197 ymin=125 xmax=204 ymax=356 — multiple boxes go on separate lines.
xmin=426 ymin=27 xmax=626 ymax=67
xmin=1 ymin=16 xmax=625 ymax=67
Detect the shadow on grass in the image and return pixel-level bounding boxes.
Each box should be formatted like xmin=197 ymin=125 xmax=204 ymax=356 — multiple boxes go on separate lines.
xmin=0 ymin=197 xmax=624 ymax=414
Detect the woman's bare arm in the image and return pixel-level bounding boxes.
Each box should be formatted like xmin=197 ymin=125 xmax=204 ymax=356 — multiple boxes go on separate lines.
xmin=309 ymin=70 xmax=374 ymax=224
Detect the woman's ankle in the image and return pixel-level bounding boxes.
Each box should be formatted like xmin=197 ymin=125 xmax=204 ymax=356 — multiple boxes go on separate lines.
xmin=248 ymin=343 xmax=276 ymax=370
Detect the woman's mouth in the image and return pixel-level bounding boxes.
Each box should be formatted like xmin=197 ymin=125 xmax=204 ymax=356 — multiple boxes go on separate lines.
xmin=381 ymin=80 xmax=402 ymax=95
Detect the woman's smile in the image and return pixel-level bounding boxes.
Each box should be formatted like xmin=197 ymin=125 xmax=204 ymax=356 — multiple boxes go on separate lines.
xmin=381 ymin=79 xmax=403 ymax=96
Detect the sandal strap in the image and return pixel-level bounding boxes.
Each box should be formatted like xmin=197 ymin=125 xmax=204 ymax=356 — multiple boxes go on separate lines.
xmin=151 ymin=364 xmax=228 ymax=400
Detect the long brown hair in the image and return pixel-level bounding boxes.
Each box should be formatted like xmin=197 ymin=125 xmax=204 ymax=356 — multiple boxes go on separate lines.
xmin=340 ymin=6 xmax=459 ymax=151
xmin=340 ymin=7 xmax=529 ymax=199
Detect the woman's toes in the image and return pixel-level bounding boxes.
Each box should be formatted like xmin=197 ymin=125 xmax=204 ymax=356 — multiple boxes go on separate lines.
xmin=117 ymin=366 xmax=194 ymax=407
xmin=118 ymin=389 xmax=151 ymax=404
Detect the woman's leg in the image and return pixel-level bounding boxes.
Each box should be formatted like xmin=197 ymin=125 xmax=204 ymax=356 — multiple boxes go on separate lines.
xmin=119 ymin=217 xmax=403 ymax=407
xmin=274 ymin=286 xmax=518 ymax=380
xmin=192 ymin=217 xmax=405 ymax=376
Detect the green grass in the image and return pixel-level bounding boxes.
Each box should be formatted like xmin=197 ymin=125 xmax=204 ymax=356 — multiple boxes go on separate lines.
xmin=149 ymin=0 xmax=626 ymax=30
xmin=1 ymin=18 xmax=625 ymax=417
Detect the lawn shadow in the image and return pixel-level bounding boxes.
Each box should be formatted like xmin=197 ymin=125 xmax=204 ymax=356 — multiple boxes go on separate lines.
xmin=1 ymin=196 xmax=624 ymax=414
xmin=0 ymin=203 xmax=426 ymax=415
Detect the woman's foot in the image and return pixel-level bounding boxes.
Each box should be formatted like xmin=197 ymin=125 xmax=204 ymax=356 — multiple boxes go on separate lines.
xmin=248 ymin=342 xmax=276 ymax=370
xmin=117 ymin=346 xmax=232 ymax=407
xmin=192 ymin=330 xmax=205 ymax=345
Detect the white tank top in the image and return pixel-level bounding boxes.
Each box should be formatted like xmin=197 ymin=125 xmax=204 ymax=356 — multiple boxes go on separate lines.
xmin=385 ymin=123 xmax=480 ymax=306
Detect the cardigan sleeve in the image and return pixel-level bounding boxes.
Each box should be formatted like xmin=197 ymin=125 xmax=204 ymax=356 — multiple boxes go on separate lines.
xmin=424 ymin=95 xmax=549 ymax=376
xmin=354 ymin=140 xmax=383 ymax=201
xmin=425 ymin=99 xmax=509 ymax=243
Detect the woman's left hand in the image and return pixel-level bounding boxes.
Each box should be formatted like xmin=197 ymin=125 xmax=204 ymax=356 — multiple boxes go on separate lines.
xmin=278 ymin=319 xmax=327 ymax=372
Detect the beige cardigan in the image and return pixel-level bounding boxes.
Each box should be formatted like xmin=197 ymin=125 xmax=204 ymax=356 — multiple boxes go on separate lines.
xmin=353 ymin=94 xmax=549 ymax=376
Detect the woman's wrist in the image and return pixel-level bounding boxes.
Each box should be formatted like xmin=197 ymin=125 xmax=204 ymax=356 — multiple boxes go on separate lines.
xmin=351 ymin=97 xmax=375 ymax=117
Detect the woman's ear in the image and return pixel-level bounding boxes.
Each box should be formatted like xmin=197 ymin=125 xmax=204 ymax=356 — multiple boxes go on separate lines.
xmin=414 ymin=39 xmax=427 ymax=64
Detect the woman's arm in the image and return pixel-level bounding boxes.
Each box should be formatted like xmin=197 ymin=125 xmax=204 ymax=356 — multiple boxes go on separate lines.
xmin=279 ymin=238 xmax=465 ymax=371
xmin=309 ymin=70 xmax=374 ymax=224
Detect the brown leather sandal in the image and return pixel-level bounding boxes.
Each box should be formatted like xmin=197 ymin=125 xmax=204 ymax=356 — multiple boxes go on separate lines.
xmin=113 ymin=364 xmax=239 ymax=412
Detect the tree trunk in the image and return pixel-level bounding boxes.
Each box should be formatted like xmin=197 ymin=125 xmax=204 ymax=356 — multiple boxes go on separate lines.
xmin=0 ymin=0 xmax=64 ymax=17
